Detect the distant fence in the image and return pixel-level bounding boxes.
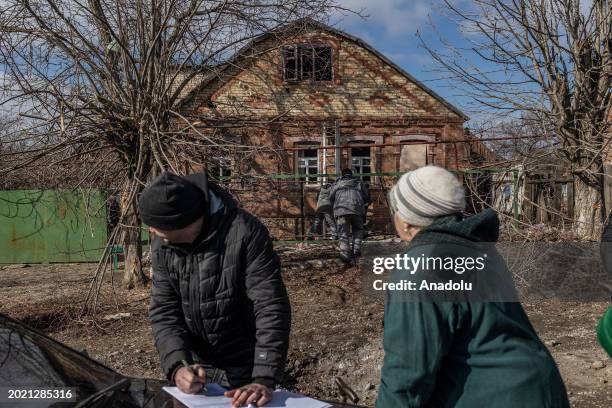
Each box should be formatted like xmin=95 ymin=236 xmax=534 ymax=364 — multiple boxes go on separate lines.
xmin=0 ymin=190 xmax=108 ymax=263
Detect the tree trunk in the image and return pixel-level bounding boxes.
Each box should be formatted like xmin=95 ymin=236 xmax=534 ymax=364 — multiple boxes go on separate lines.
xmin=573 ymin=177 xmax=605 ymax=240
xmin=120 ymin=187 xmax=148 ymax=289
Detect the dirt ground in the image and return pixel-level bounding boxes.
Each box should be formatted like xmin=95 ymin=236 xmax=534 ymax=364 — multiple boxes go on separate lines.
xmin=1 ymin=242 xmax=611 ymax=407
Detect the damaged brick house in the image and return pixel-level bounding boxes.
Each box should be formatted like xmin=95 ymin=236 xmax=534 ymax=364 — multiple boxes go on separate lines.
xmin=176 ymin=19 xmax=495 ymax=238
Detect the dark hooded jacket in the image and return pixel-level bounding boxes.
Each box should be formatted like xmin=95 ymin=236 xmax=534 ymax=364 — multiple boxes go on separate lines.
xmin=148 ymin=173 xmax=291 ymax=388
xmin=329 ymin=175 xmax=370 ymax=217
xmin=315 ymin=183 xmax=333 ymax=213
xmin=376 ymin=209 xmax=569 ymax=408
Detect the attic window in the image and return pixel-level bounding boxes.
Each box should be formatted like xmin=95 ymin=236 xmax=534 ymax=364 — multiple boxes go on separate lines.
xmin=282 ymin=45 xmax=333 ymax=82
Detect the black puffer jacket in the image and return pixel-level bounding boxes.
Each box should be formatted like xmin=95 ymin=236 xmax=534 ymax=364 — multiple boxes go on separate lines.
xmin=149 ymin=173 xmax=291 ymax=388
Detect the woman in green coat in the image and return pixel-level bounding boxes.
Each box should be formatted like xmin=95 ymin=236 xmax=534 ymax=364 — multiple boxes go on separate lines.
xmin=598 ymin=216 xmax=612 ymax=357
xmin=375 ymin=166 xmax=569 ymax=408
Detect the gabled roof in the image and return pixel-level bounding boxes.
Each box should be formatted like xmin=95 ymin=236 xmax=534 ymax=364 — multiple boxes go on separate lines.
xmin=179 ymin=18 xmax=468 ymax=121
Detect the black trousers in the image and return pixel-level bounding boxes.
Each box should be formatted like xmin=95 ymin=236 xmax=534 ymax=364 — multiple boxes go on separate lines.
xmin=336 ymin=214 xmax=364 ymax=257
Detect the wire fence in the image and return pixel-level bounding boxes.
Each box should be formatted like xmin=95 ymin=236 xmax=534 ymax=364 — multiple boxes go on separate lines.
xmin=207 ymin=167 xmax=527 ymax=241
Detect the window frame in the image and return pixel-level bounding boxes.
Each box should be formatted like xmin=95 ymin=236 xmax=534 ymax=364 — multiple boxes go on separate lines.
xmin=399 ymin=143 xmax=429 ymax=172
xmin=282 ymin=44 xmax=333 ymax=83
xmin=295 ymin=142 xmax=321 ymax=185
xmin=282 ymin=46 xmax=298 ymax=82
xmin=350 ymin=142 xmax=373 ymax=182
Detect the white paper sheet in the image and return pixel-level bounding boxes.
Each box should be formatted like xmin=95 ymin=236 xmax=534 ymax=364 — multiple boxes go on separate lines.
xmin=163 ymin=384 xmax=332 ymax=408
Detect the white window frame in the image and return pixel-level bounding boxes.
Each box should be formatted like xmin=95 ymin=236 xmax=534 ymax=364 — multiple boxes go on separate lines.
xmin=350 ymin=144 xmax=372 ymax=181
xmin=296 ymin=144 xmax=320 ymax=185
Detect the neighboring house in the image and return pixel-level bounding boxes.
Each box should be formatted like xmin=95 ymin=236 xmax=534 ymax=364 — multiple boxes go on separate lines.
xmin=176 ymin=18 xmax=495 ymax=238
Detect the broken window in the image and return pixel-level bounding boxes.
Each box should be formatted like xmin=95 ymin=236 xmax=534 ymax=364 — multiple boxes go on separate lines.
xmin=351 ymin=145 xmax=371 ymax=182
xmin=282 ymin=47 xmax=298 ymax=81
xmin=283 ymin=45 xmax=332 ymax=82
xmin=313 ymin=47 xmax=333 ymax=81
xmin=296 ymin=144 xmax=320 ymax=184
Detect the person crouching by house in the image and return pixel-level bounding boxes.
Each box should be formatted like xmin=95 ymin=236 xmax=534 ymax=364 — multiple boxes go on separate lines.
xmin=306 ymin=183 xmax=337 ymax=240
xmin=330 ymin=168 xmax=370 ymax=262
xmin=376 ymin=165 xmax=569 ymax=408
xmin=140 ymin=172 xmax=291 ymax=408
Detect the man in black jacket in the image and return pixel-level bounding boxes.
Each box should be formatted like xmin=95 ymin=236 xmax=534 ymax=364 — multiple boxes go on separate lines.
xmin=140 ymin=172 xmax=291 ymax=407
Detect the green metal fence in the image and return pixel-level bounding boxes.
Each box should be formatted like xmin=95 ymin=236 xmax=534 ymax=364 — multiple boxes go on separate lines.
xmin=0 ymin=190 xmax=108 ymax=263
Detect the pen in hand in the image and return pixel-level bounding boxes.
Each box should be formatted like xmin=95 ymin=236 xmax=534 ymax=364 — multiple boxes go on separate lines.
xmin=181 ymin=359 xmax=207 ymax=393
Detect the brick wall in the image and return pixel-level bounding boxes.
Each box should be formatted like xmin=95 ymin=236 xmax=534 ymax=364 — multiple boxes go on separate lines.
xmin=183 ymin=31 xmax=463 ymax=121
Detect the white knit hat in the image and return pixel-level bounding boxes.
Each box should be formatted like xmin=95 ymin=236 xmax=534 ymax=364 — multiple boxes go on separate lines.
xmin=389 ymin=165 xmax=466 ymax=227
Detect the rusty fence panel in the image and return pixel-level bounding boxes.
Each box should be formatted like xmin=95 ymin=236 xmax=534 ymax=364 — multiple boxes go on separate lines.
xmin=0 ymin=189 xmax=107 ymax=263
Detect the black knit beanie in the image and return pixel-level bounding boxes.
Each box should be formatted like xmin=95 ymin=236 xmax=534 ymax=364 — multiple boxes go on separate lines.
xmin=139 ymin=172 xmax=205 ymax=230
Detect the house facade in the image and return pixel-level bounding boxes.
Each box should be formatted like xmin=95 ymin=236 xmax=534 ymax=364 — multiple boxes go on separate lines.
xmin=177 ymin=19 xmax=495 ymax=239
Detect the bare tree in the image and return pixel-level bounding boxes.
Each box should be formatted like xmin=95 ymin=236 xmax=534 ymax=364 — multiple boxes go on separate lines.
xmin=0 ymin=113 xmax=17 ymax=145
xmin=0 ymin=0 xmax=342 ymax=299
xmin=422 ymin=0 xmax=611 ymax=238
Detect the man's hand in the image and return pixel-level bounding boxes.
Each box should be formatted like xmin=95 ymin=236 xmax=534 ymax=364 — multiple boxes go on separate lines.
xmin=224 ymin=383 xmax=272 ymax=407
xmin=174 ymin=364 xmax=206 ymax=394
